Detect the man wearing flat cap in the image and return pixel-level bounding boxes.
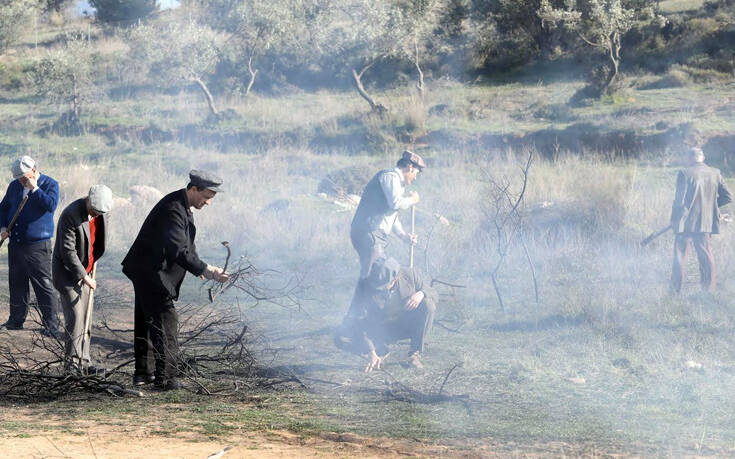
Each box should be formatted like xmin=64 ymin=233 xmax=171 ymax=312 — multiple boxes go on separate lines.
xmin=336 ymin=256 xmax=437 ymax=372
xmin=670 ymin=147 xmax=732 ymax=293
xmin=0 ymin=156 xmax=60 ymax=337
xmin=122 ymin=170 xmax=229 ymax=390
xmin=350 ymin=150 xmax=425 ymax=279
xmin=53 ymin=185 xmax=113 ymax=375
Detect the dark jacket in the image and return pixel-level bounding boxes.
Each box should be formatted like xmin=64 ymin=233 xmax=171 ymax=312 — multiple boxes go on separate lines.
xmin=52 ymin=198 xmax=107 ymax=291
xmin=671 ymin=163 xmax=732 ymax=234
xmin=351 ymin=169 xmax=397 ymax=233
xmin=0 ymin=174 xmax=59 ymax=245
xmin=339 ymin=266 xmax=438 ymax=354
xmin=121 ymin=189 xmax=207 ymax=301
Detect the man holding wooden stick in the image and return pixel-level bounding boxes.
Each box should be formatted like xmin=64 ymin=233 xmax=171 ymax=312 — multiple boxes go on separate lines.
xmin=52 ymin=185 xmax=113 ymax=375
xmin=670 ymin=147 xmax=732 ymax=293
xmin=0 ymin=156 xmax=60 ymax=337
xmin=350 ymin=150 xmax=425 ymax=279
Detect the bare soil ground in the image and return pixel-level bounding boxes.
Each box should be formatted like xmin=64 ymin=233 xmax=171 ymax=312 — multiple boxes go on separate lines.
xmin=0 ymin=413 xmax=425 ymax=459
xmin=0 ymin=407 xmax=645 ymax=458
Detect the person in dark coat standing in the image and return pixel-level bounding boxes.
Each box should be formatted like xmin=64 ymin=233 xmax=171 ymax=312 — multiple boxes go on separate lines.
xmin=350 ymin=151 xmax=425 ymax=279
xmin=122 ymin=170 xmax=229 ymax=390
xmin=53 ymin=185 xmax=113 ymax=374
xmin=670 ymin=147 xmax=732 ymax=293
xmin=338 ymin=257 xmax=437 ymax=372
xmin=0 ymin=156 xmax=60 ymax=337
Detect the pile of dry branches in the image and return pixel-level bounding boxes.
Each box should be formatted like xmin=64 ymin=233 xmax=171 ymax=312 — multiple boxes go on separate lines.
xmin=0 ymin=251 xmax=305 ymax=400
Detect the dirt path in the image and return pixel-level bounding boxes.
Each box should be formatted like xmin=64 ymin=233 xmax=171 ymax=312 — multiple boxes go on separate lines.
xmin=0 ymin=431 xmax=407 ymax=458
xmin=0 ymin=427 xmax=441 ymax=458
xmin=0 ymin=409 xmax=460 ymax=459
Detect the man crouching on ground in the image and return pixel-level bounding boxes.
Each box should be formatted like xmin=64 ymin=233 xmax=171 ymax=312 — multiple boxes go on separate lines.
xmin=122 ymin=170 xmax=229 ymax=390
xmin=53 ymin=185 xmax=113 ymax=375
xmin=343 ymin=257 xmax=437 ymax=372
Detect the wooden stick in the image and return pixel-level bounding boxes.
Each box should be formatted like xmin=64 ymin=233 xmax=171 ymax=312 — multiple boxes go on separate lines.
xmin=82 ymin=262 xmax=97 ymax=361
xmin=0 ymin=195 xmax=30 ymax=248
xmin=409 ymin=206 xmax=416 ymax=268
xmin=640 ymin=225 xmax=672 ymax=247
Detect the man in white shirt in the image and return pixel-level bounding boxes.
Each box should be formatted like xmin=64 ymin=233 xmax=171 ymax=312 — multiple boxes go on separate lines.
xmin=350 ymin=150 xmax=425 ymax=279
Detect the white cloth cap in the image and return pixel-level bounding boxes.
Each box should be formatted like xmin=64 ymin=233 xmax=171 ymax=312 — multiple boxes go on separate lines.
xmin=11 ymin=156 xmax=35 ymax=179
xmin=88 ymin=184 xmax=113 ymax=213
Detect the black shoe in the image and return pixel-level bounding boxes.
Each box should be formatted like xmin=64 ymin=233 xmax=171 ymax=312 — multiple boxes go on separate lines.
xmin=154 ymin=378 xmax=183 ymax=391
xmin=1 ymin=321 xmax=23 ymax=330
xmin=132 ymin=374 xmax=155 ymax=386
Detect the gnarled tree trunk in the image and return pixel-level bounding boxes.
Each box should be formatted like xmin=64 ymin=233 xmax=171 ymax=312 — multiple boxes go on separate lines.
xmin=351 ymin=62 xmax=388 ymax=115
xmin=245 ymin=56 xmax=258 ymax=96
xmin=192 ymin=76 xmax=218 ymax=117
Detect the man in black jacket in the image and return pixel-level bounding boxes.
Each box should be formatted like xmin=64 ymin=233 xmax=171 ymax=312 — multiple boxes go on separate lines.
xmin=53 ymin=185 xmax=112 ymax=375
xmin=122 ymin=171 xmax=229 ymax=390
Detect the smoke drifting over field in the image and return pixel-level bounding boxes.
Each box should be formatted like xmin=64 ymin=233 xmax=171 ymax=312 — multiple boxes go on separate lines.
xmin=1 ymin=0 xmax=734 ymax=454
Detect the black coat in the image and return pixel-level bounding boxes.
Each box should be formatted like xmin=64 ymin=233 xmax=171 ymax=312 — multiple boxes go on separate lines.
xmin=52 ymin=198 xmax=107 ymax=291
xmin=122 ymin=189 xmax=207 ymax=301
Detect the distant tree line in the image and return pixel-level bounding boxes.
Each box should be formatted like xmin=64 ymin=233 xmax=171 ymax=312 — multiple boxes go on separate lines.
xmin=3 ymin=0 xmax=734 ymax=124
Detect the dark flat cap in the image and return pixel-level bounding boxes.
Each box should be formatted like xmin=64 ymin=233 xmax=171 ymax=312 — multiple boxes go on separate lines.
xmin=366 ymin=257 xmax=401 ymax=290
xmin=401 ymin=150 xmax=426 ymax=170
xmin=189 ymin=169 xmax=223 ymax=192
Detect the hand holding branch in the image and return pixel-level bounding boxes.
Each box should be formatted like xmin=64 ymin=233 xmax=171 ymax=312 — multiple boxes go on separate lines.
xmin=203 ymin=265 xmax=229 ymax=283
xmin=365 ymin=350 xmax=389 ymax=373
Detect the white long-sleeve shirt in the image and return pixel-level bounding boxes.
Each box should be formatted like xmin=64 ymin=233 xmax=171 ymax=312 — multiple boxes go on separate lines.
xmin=378 ymin=167 xmax=413 ymax=236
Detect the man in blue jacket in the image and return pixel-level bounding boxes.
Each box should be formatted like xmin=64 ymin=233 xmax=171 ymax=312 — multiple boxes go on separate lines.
xmin=0 ymin=156 xmax=60 ymax=337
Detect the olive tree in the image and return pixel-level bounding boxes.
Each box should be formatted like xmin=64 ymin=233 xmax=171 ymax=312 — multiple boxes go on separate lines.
xmin=0 ymin=0 xmax=37 ymax=52
xmin=539 ymin=0 xmax=664 ymax=95
xmin=127 ymin=21 xmax=225 ymax=118
xmin=331 ymin=0 xmax=444 ymax=114
xmin=29 ymin=32 xmax=99 ymax=134
xmin=191 ymin=0 xmax=310 ymax=95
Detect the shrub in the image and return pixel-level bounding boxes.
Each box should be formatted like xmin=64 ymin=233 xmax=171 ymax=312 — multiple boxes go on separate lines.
xmin=89 ymin=0 xmax=158 ymax=23
xmin=0 ymin=0 xmax=36 ymax=52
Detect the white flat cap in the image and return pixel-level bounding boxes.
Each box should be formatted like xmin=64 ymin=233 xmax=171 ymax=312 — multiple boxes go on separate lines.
xmin=88 ymin=184 xmax=113 ymax=213
xmin=11 ymin=156 xmax=35 ymax=179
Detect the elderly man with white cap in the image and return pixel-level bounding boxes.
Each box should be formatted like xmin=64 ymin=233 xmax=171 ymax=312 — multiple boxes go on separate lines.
xmin=0 ymin=155 xmax=60 ymax=337
xmin=52 ymin=185 xmax=113 ymax=375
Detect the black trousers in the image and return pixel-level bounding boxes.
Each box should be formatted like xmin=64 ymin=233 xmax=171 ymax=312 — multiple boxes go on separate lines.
xmin=6 ymin=239 xmax=58 ymax=331
xmin=132 ymin=281 xmax=179 ymax=380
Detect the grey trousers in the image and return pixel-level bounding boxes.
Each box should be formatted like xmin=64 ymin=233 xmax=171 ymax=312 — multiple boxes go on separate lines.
xmin=350 ymin=227 xmax=388 ymax=278
xmin=58 ymin=284 xmax=92 ymax=369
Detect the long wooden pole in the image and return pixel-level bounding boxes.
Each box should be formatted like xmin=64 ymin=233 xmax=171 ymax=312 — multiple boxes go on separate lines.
xmin=81 ymin=262 xmax=97 ymax=362
xmin=409 ymin=206 xmax=416 ymax=268
xmin=0 ymin=195 xmax=30 ymax=248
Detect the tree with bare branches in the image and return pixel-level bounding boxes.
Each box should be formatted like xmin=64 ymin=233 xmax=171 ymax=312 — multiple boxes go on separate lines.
xmin=480 ymin=152 xmax=539 ymax=313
